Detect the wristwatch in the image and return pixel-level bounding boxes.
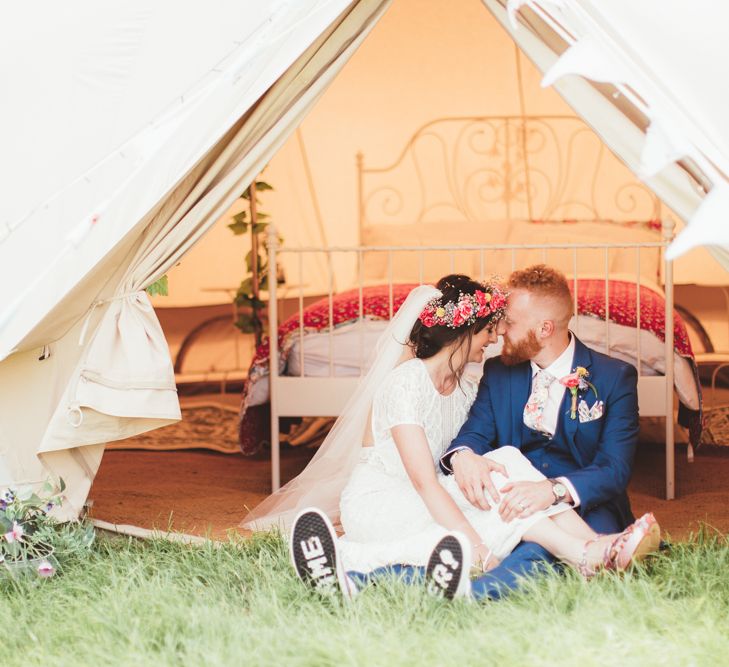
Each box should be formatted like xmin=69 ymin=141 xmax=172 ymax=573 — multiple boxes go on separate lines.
xmin=548 ymin=478 xmax=567 ymax=505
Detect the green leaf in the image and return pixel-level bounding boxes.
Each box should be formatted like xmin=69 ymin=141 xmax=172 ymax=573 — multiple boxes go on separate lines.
xmin=228 ymin=211 xmax=249 ymax=235
xmin=234 ymin=313 xmax=257 ymax=333
xmin=235 ymin=293 xmax=265 ymax=309
xmin=145 ymin=275 xmax=168 ymax=297
xmin=252 ymin=222 xmax=269 ymax=234
xmin=254 ymin=212 xmax=270 ymax=222
xmin=255 ymin=181 xmax=273 ymax=192
xmin=236 ymin=277 xmax=253 ymax=296
xmin=227 ymin=221 xmax=248 ymax=235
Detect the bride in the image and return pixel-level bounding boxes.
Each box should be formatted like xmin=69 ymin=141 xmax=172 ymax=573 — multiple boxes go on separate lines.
xmin=243 ymin=275 xmax=659 ymax=598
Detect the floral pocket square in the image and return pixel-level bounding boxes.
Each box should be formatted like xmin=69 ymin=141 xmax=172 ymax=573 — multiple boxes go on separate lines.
xmin=578 ymin=399 xmax=604 ymax=423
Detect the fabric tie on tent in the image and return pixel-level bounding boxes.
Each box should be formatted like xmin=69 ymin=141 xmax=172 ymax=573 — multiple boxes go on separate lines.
xmin=541 ymin=36 xmax=638 ymax=90
xmin=38 ymin=288 xmax=180 ymax=458
xmin=639 ymin=116 xmax=694 ymax=180
xmin=666 ymin=184 xmax=729 ymax=261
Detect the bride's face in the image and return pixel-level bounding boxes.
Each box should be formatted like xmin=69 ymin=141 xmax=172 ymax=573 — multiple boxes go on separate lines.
xmin=468 ymin=324 xmax=500 ymax=362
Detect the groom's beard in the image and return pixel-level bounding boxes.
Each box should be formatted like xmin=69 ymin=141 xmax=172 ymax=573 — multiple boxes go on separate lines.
xmin=501 ymin=330 xmax=543 ymax=366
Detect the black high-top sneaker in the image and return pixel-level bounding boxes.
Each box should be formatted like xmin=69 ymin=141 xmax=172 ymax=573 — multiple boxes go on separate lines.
xmin=424 ymin=532 xmax=471 ymax=600
xmin=290 ymin=508 xmax=351 ymax=599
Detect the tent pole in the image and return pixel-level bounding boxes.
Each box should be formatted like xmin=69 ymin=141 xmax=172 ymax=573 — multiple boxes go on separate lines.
xmin=268 ymin=225 xmax=281 ymax=492
xmin=663 ymin=217 xmax=675 ymax=500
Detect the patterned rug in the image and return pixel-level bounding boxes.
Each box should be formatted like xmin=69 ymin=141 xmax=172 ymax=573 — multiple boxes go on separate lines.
xmin=701 ymin=404 xmax=729 ymax=446
xmin=107 ymin=401 xmax=241 ymax=454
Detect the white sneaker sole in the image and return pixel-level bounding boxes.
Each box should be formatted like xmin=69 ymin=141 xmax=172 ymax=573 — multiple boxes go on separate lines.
xmin=289 ymin=507 xmax=351 ymax=600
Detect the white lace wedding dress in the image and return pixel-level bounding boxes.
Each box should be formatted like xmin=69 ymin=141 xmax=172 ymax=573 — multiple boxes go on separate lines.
xmin=337 ymin=357 xmax=570 ymax=573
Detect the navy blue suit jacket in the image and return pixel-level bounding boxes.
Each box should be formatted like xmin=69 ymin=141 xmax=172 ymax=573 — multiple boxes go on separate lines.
xmin=442 ymin=336 xmax=638 ymax=526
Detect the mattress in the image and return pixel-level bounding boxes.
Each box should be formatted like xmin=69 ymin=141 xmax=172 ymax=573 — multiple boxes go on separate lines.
xmin=247 ymin=315 xmax=700 ymax=410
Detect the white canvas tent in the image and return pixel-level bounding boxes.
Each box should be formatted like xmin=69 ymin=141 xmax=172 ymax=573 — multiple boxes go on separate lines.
xmin=154 ymin=0 xmax=729 ymax=312
xmin=1 ymin=0 xmax=728 ymax=519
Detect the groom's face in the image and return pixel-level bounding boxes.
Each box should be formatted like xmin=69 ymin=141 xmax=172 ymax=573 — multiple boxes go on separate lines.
xmin=501 ymin=289 xmax=544 ymax=366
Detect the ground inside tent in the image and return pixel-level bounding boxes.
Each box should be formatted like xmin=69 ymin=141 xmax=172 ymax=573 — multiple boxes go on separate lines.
xmin=87 ymin=388 xmax=729 ymax=542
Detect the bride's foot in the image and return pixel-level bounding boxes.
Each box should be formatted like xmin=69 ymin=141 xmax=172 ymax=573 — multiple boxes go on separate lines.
xmin=290 ymin=508 xmax=352 ymax=599
xmin=425 ymin=532 xmax=471 ymax=600
xmin=576 ymin=513 xmax=661 ymax=578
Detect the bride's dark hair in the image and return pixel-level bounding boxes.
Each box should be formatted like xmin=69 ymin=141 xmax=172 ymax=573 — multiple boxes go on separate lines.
xmin=408 ymin=274 xmax=497 ymax=379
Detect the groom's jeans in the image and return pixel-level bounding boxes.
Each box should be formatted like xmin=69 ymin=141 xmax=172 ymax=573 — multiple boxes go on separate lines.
xmin=346 ymin=504 xmax=623 ymax=601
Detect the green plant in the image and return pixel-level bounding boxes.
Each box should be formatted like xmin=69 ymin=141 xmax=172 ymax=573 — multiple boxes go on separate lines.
xmin=145 ymin=275 xmax=169 ymax=297
xmin=0 ymin=480 xmax=94 ymax=579
xmin=228 ymin=178 xmax=282 ymax=345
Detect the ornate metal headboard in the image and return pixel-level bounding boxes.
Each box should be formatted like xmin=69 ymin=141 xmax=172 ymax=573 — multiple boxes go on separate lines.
xmin=356 ymin=115 xmax=663 ymax=239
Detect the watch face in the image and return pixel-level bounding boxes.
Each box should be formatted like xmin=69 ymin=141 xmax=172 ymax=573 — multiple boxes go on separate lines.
xmin=553 ymin=483 xmax=567 ymax=498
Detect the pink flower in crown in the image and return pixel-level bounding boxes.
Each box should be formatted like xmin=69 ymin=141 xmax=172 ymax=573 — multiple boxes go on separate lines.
xmin=474 ymin=290 xmax=492 ymax=317
xmin=451 ymin=308 xmax=465 ymax=327
xmin=490 ymin=292 xmax=506 ymax=311
xmin=457 ymin=296 xmax=473 ymax=322
xmin=420 ymin=308 xmax=436 ymax=327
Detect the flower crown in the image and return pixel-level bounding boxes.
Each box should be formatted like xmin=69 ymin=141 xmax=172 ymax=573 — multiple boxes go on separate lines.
xmin=419 ymin=284 xmax=508 ymax=329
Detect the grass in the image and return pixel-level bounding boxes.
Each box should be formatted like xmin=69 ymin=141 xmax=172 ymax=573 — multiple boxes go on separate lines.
xmin=1 ymin=529 xmax=729 ymax=667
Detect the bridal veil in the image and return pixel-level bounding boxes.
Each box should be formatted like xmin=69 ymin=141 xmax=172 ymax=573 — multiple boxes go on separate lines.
xmin=241 ymin=284 xmax=440 ymax=532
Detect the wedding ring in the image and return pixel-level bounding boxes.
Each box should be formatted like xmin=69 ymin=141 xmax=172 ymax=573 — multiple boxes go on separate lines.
xmin=518 ymin=501 xmax=526 ymax=511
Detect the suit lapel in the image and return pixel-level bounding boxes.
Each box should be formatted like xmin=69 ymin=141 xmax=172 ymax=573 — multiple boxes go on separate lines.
xmin=510 ymin=361 xmax=532 ymax=448
xmin=560 ymin=335 xmax=593 ymax=466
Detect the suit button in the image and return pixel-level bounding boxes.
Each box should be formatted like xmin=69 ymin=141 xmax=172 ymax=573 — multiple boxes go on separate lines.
xmin=542 ymin=463 xmax=549 ymax=470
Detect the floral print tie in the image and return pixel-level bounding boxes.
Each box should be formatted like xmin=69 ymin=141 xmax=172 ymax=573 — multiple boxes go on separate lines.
xmin=523 ymin=370 xmax=556 ymax=432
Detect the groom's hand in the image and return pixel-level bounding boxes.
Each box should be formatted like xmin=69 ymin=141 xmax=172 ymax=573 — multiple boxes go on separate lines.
xmin=452 ymin=450 xmax=508 ymax=510
xmin=498 ymin=480 xmax=554 ymax=522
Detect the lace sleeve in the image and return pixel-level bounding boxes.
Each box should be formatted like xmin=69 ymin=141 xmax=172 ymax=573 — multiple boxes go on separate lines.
xmin=374 ymin=362 xmax=424 ymax=433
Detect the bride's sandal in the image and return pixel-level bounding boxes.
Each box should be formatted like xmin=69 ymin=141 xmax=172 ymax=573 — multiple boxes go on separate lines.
xmin=605 ymin=513 xmax=661 ymax=571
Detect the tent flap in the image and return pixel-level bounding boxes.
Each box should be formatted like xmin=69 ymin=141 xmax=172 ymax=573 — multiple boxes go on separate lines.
xmin=0 ymin=0 xmax=393 ymax=516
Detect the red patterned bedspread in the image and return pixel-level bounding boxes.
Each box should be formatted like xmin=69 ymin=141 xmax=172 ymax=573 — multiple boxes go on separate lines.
xmin=239 ymin=280 xmax=699 ymax=454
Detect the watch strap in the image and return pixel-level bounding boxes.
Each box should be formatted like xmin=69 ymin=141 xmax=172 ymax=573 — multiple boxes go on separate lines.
xmin=548 ymin=478 xmax=566 ymax=505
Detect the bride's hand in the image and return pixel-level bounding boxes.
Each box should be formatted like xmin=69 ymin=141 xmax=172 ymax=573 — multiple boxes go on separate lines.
xmin=452 ymin=449 xmax=508 ymax=510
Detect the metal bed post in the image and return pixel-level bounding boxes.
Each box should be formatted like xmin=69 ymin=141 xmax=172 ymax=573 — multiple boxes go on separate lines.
xmin=356 ymin=151 xmax=365 ymax=245
xmin=267 ymin=225 xmax=281 ymax=492
xmin=663 ymin=217 xmax=676 ymax=500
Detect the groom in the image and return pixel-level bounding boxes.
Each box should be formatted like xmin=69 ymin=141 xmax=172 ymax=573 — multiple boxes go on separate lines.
xmin=440 ymin=264 xmax=639 ymax=599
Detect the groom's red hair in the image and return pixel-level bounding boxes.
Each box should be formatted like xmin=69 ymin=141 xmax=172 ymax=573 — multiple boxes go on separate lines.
xmin=508 ymin=264 xmax=573 ymax=327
